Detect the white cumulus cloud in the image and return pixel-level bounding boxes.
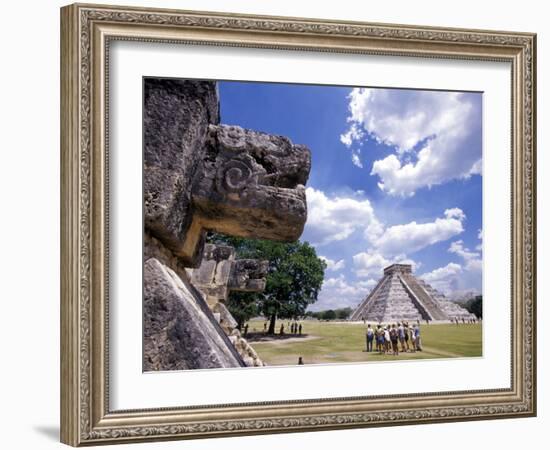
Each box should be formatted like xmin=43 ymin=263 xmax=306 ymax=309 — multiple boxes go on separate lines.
xmin=419 ymin=233 xmax=483 ymax=296
xmin=353 ymin=251 xmax=419 ymax=278
xmin=340 ymin=123 xmax=364 ymax=147
xmin=352 ymin=251 xmax=392 ymax=278
xmin=312 ymin=275 xmax=374 ymax=310
xmin=372 ymin=208 xmax=465 ymax=256
xmin=304 ymin=187 xmax=383 ymax=246
xmin=420 ymin=262 xmax=463 ymax=295
xmin=448 ymin=240 xmax=482 ymax=273
xmin=340 ymin=88 xmax=481 ymax=196
xmin=476 ymin=228 xmax=483 ymax=251
xmin=319 ymin=256 xmax=346 ymax=271
xmin=351 ymin=153 xmax=363 ymax=168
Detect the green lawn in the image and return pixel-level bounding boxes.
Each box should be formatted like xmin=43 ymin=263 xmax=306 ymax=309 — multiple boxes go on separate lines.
xmin=246 ymin=320 xmax=482 ymax=366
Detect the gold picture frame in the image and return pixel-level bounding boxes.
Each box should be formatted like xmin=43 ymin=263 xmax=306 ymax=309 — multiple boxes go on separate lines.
xmin=60 ymin=2 xmax=536 ymax=446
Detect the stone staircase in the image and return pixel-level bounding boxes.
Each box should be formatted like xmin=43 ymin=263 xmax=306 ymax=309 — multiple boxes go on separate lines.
xmin=417 ymin=280 xmax=477 ymax=321
xmin=354 ymin=274 xmax=423 ymax=323
xmin=350 ymin=276 xmax=389 ymax=320
xmin=400 ymin=273 xmax=448 ymax=320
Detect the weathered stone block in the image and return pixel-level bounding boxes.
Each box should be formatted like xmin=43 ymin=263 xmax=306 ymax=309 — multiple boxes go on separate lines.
xmin=192 ymin=259 xmax=217 ymax=285
xmin=190 ymin=244 xmax=269 ymax=303
xmin=212 ymin=302 xmax=238 ymax=331
xmin=143 ymin=258 xmax=244 ymax=370
xmin=214 ymin=260 xmax=233 ymax=285
xmin=144 ymin=78 xmax=219 ymax=266
xmin=229 ymin=259 xmax=269 ymax=292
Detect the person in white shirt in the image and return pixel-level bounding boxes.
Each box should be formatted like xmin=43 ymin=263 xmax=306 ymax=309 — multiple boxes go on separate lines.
xmin=365 ymin=324 xmax=374 ymax=352
xmin=414 ymin=324 xmax=422 ymax=351
xmin=409 ymin=325 xmax=416 ymax=352
xmin=384 ymin=326 xmax=391 ymax=354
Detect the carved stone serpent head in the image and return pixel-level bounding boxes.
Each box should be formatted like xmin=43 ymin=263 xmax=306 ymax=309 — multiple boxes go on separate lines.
xmin=192 ymin=124 xmax=311 ymax=246
xmin=144 ymin=78 xmax=311 ymax=267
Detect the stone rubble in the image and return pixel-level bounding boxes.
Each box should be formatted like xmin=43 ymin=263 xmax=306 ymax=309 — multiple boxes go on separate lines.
xmin=189 ymin=243 xmax=268 ymax=367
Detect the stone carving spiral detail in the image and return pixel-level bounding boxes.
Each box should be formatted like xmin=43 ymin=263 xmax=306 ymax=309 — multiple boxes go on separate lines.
xmin=217 ymin=159 xmax=255 ymax=195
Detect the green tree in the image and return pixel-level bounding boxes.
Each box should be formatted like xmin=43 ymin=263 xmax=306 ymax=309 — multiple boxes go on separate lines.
xmin=226 ymin=291 xmax=259 ymax=330
xmin=335 ymin=307 xmax=353 ymax=320
xmin=322 ymin=309 xmax=337 ymax=321
xmin=208 ymin=233 xmax=326 ymax=334
xmin=465 ymin=295 xmax=483 ymax=319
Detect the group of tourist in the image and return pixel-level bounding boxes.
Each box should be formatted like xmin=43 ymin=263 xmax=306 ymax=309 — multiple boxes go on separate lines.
xmin=280 ymin=321 xmax=302 ymax=335
xmin=365 ymin=322 xmax=422 ymax=356
xmin=451 ymin=317 xmax=478 ymax=324
xmin=260 ymin=321 xmax=303 ymax=335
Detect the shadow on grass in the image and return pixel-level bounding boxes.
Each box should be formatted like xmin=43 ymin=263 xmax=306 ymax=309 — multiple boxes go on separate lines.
xmin=245 ymin=332 xmax=310 ymax=342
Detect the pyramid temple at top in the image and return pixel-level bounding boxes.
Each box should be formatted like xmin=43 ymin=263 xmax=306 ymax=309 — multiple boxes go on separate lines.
xmin=350 ymin=264 xmax=477 ymax=323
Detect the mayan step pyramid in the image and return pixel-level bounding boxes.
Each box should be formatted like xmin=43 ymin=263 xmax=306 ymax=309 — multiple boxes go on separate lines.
xmin=350 ymin=264 xmax=476 ymax=323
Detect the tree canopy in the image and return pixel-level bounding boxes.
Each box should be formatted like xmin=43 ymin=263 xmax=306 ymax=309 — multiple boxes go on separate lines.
xmin=208 ymin=233 xmax=326 ymax=333
xmin=305 ymin=307 xmax=353 ymax=321
xmin=463 ymin=295 xmax=483 ymax=319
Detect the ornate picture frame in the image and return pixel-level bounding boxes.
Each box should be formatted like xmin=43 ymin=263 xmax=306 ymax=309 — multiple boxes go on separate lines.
xmin=60 ymin=2 xmax=536 ymax=446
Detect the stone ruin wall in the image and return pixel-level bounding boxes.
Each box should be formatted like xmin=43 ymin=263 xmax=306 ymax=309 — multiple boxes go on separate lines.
xmin=189 ymin=243 xmax=269 ymax=367
xmin=143 ymin=78 xmax=311 ymax=371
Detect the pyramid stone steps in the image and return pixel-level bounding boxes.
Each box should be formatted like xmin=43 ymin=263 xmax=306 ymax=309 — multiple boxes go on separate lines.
xmin=350 ymin=275 xmax=390 ymax=320
xmin=416 ymin=280 xmax=477 ymax=321
xmin=400 ymin=273 xmax=448 ymax=320
xmin=351 ymin=264 xmax=477 ymax=323
xmin=358 ymin=272 xmax=424 ymax=323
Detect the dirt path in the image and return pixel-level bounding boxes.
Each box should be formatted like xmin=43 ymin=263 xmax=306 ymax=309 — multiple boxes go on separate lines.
xmin=250 ymin=335 xmax=320 ymax=345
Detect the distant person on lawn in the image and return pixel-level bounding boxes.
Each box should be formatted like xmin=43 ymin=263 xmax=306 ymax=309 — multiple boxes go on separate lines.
xmin=409 ymin=325 xmax=416 ymax=352
xmin=398 ymin=322 xmax=407 ymax=352
xmin=384 ymin=326 xmax=391 ymax=354
xmin=413 ymin=324 xmax=422 ymax=351
xmin=403 ymin=322 xmax=410 ymax=352
xmin=376 ymin=325 xmax=384 ymax=354
xmin=366 ymin=324 xmax=374 ymax=352
xmin=389 ymin=324 xmax=399 ymax=355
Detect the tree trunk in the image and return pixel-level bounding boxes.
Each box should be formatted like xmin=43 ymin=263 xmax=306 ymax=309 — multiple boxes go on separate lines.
xmin=267 ymin=314 xmax=277 ymax=335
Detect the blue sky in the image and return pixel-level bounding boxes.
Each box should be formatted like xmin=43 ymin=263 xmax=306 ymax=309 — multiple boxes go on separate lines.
xmin=219 ymin=81 xmax=483 ymax=311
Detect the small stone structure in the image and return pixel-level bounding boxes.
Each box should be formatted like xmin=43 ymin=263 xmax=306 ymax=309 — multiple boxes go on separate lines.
xmin=350 ymin=264 xmax=476 ymax=323
xmin=143 ymin=78 xmax=311 ymax=371
xmin=190 ymin=244 xmax=268 ymax=308
xmin=189 ymin=243 xmax=269 ymax=367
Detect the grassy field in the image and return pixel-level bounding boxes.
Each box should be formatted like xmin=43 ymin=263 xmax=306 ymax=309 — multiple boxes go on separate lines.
xmin=246 ymin=320 xmax=482 ymax=366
